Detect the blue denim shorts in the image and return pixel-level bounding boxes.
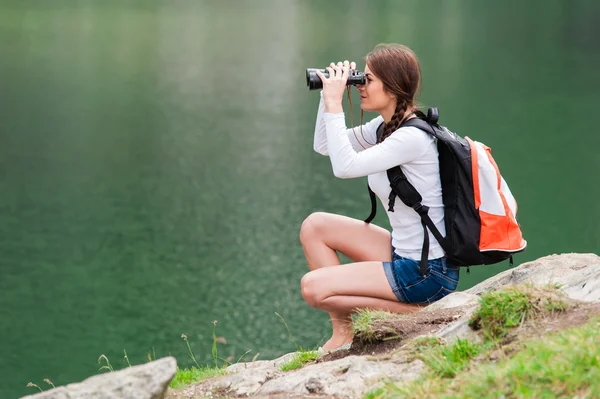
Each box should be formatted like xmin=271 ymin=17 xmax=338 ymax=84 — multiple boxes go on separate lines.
xmin=382 ymin=247 xmax=460 ymax=305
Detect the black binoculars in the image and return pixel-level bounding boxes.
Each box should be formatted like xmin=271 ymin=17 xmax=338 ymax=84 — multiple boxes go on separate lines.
xmin=305 ymin=68 xmax=366 ymax=90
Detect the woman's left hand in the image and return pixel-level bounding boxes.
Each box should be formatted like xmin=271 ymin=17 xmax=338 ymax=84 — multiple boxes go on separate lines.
xmin=315 ymin=60 xmax=354 ymax=113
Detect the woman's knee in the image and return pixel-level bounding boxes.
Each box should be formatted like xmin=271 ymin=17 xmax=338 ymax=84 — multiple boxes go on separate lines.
xmin=299 ymin=212 xmax=331 ymax=246
xmin=300 ymin=271 xmax=325 ymax=308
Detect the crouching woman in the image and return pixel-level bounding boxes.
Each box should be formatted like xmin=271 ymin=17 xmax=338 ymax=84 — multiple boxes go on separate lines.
xmin=299 ymin=44 xmax=459 ymax=352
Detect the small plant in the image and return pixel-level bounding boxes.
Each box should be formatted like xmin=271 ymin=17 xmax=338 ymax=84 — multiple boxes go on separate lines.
xmin=181 ymin=333 xmax=202 ymax=369
xmin=146 ymin=347 xmax=157 ymax=362
xmin=26 ymin=382 xmax=42 ymax=393
xmin=171 ymin=321 xmax=255 ymax=389
xmin=123 ymin=349 xmax=131 ymax=367
xmin=275 ymin=312 xmax=299 ymax=349
xmin=24 ymin=379 xmax=56 ymax=394
xmin=280 ymin=350 xmax=320 ymax=372
xmin=170 ymin=366 xmax=227 ymax=389
xmin=420 ymin=338 xmax=483 ymax=378
xmin=98 ymin=354 xmax=114 ymax=372
xmin=353 ymin=309 xmax=398 ymax=343
xmin=275 ymin=312 xmax=320 ymax=371
xmin=469 ymin=285 xmax=569 ymax=342
xmin=402 ymin=336 xmax=445 ymax=361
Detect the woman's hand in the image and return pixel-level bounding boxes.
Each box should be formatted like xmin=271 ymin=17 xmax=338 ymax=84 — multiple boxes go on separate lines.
xmin=315 ymin=60 xmax=356 ymax=114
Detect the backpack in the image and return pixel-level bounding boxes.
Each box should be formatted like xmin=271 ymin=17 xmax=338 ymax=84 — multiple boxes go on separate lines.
xmin=364 ymin=108 xmax=527 ymax=275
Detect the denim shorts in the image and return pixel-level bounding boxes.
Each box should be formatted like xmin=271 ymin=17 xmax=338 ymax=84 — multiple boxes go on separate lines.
xmin=382 ymin=247 xmax=460 ymax=305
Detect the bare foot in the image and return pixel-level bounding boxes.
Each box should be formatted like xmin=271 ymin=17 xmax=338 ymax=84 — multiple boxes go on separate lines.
xmin=322 ymin=335 xmax=353 ymax=351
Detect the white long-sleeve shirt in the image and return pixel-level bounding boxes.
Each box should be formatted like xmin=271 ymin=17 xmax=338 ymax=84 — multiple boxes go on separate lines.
xmin=314 ymin=93 xmax=446 ymax=260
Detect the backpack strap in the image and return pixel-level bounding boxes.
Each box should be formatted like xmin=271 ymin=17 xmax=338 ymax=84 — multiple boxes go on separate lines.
xmin=364 ymin=122 xmax=386 ymax=224
xmin=376 ymin=121 xmax=384 ymax=143
xmin=365 ymin=111 xmax=449 ymax=275
xmin=387 ymin=109 xmax=448 ymax=274
xmin=364 ymin=184 xmax=378 ymax=224
xmin=386 ymin=166 xmax=448 ymax=275
xmin=401 ymin=117 xmax=437 ymax=135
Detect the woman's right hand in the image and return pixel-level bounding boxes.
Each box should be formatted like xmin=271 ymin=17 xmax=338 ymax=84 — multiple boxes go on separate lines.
xmin=316 ymin=60 xmax=357 ymax=113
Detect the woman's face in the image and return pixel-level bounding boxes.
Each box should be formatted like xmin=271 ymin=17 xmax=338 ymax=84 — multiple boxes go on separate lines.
xmin=356 ymin=64 xmax=396 ymax=113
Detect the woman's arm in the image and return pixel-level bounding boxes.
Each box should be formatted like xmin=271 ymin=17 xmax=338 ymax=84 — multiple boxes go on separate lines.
xmin=324 ymin=112 xmax=432 ymax=178
xmin=314 ymin=92 xmax=382 ymax=155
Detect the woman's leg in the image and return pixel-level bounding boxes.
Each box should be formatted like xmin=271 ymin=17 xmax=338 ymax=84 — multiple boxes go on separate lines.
xmin=299 ymin=212 xmax=406 ymax=350
xmin=300 ymin=262 xmax=421 ymax=347
xmin=301 ymin=262 xmax=420 ymax=313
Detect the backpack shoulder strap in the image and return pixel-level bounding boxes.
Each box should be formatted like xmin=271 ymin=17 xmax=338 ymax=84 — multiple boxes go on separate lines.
xmin=377 ymin=107 xmax=439 ymax=141
xmin=401 ymin=117 xmax=435 ymax=133
xmin=376 ymin=122 xmax=384 ymax=143
xmin=400 ymin=107 xmax=441 ymax=137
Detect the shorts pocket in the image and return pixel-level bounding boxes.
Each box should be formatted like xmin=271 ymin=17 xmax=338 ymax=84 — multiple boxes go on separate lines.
xmin=431 ymin=269 xmax=459 ymax=286
xmin=416 ymin=286 xmax=454 ymax=306
xmin=401 ymin=273 xmax=445 ymax=304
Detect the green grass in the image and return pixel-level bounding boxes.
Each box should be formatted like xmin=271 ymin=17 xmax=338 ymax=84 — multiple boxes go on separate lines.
xmin=353 ymin=309 xmax=400 ymax=343
xmin=468 ymin=285 xmax=569 ymax=342
xmin=96 ymin=321 xmax=237 ymax=391
xmin=364 ymin=285 xmax=594 ymax=399
xmin=401 ymin=336 xmax=445 ymax=362
xmin=280 ymin=350 xmax=320 ymax=372
xmin=274 ymin=312 xmax=320 ymax=371
xmin=369 ymin=317 xmax=600 ymax=398
xmin=419 ymin=338 xmax=485 ymax=378
xmin=456 ymin=317 xmax=600 ymax=398
xmin=170 ymin=366 xmax=227 ymax=389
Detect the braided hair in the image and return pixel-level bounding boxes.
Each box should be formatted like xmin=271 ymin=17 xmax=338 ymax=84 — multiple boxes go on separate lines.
xmin=378 ymin=98 xmax=409 ymax=144
xmin=366 ymin=44 xmax=423 ymax=144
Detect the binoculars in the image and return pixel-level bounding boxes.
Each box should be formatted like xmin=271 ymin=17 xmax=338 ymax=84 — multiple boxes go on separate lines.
xmin=305 ymin=68 xmax=366 ymax=90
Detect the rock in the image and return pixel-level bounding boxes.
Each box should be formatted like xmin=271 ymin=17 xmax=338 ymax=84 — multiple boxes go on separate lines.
xmin=305 ymin=377 xmax=324 ymax=393
xmin=21 ymin=357 xmax=177 ymax=399
xmin=254 ymin=356 xmax=424 ymax=398
xmin=173 ymin=253 xmax=600 ymax=398
xmin=434 ymin=306 xmax=481 ymax=344
xmin=422 ymin=291 xmax=480 ymax=312
xmin=431 ymin=253 xmax=600 ymax=344
xmin=465 ymin=253 xmax=600 ymax=302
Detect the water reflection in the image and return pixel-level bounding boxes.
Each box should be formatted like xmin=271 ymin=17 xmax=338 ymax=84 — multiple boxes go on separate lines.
xmin=0 ymin=1 xmax=598 ymax=398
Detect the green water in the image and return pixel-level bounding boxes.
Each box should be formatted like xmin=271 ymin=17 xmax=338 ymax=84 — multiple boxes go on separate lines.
xmin=1 ymin=0 xmax=598 ymax=397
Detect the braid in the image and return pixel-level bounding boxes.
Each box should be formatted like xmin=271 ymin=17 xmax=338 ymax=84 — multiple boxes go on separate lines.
xmin=378 ymin=98 xmax=408 ymax=143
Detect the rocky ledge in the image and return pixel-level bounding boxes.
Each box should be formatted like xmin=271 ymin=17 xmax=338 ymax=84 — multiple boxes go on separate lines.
xmin=23 ymin=253 xmax=600 ymax=399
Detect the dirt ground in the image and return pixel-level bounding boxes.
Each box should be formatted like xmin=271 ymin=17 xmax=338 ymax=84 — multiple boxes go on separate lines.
xmin=317 ymin=301 xmax=600 ymax=363
xmin=317 ymin=306 xmax=470 ymax=362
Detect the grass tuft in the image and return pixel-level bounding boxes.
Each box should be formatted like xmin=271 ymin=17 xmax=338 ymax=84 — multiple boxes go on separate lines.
xmin=353 ymin=309 xmax=399 ymax=343
xmin=170 ymin=366 xmax=227 ymax=389
xmin=400 ymin=336 xmax=445 ymax=362
xmin=26 ymin=382 xmax=42 ymax=393
xmin=469 ymin=284 xmax=569 ymax=342
xmin=280 ymin=349 xmax=320 ymax=372
xmin=273 ymin=312 xmax=319 ymax=371
xmin=419 ymin=338 xmax=484 ymax=378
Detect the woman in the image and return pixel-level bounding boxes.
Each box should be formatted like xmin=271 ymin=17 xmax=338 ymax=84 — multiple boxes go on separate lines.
xmin=300 ymin=44 xmax=459 ymax=352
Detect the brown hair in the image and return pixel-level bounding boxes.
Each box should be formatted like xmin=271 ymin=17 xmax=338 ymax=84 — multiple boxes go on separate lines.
xmin=365 ymin=43 xmax=423 ymax=143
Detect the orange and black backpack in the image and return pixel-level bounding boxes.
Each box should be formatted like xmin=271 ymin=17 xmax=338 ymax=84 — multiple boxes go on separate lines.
xmin=364 ymin=108 xmax=527 ymax=275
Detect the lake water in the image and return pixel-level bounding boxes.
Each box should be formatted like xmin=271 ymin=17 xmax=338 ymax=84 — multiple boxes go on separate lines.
xmin=1 ymin=1 xmax=598 ymax=397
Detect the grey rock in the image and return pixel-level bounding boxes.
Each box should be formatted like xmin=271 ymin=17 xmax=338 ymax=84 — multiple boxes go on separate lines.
xmin=255 ymin=356 xmax=425 ymax=398
xmin=465 ymin=253 xmax=600 ymax=302
xmin=21 ymin=357 xmax=177 ymax=399
xmin=435 ymin=306 xmax=481 ymax=344
xmin=422 ymin=291 xmax=480 ymax=312
xmin=305 ymin=377 xmax=324 ymax=393
xmin=433 ymin=253 xmax=600 ymax=345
